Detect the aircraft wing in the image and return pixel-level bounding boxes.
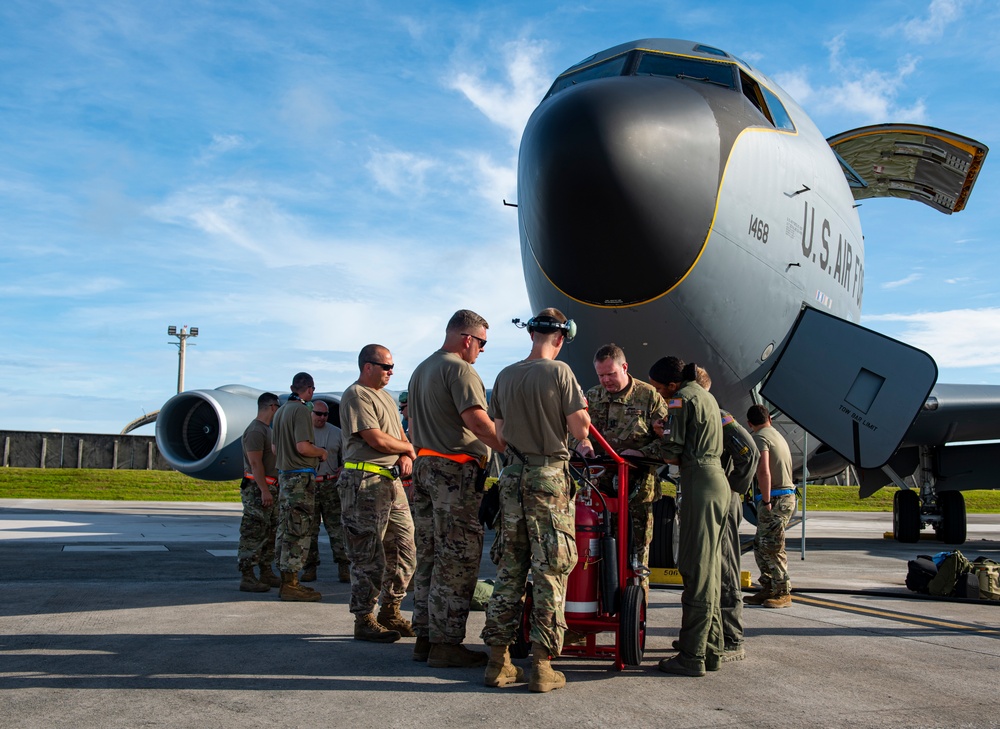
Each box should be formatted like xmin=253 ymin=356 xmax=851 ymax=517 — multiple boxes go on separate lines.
xmin=827 ymin=124 xmax=988 ymax=214
xmin=903 ymin=382 xmax=1000 ymax=445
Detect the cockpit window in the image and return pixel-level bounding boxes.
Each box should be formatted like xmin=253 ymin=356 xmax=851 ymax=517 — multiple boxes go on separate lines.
xmin=739 ymin=69 xmax=796 ymax=132
xmin=634 ymin=53 xmax=736 ymax=89
xmin=760 ymin=86 xmax=795 ymax=132
xmin=547 ymin=54 xmax=630 ymax=97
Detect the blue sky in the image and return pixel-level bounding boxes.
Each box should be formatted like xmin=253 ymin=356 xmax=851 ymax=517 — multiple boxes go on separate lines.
xmin=1 ymin=0 xmax=998 ymax=435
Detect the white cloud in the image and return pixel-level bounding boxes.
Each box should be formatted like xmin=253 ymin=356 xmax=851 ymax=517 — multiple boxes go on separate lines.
xmin=197 ymin=134 xmax=248 ymax=164
xmin=448 ymin=38 xmax=550 ymax=145
xmin=821 ymin=34 xmax=926 ymax=123
xmin=882 ymin=273 xmax=923 ymax=289
xmin=776 ymin=35 xmax=927 ymax=125
xmin=366 ymin=149 xmax=437 ymax=196
xmin=865 ymin=308 xmax=1000 ymax=367
xmin=902 ymin=0 xmax=967 ymax=43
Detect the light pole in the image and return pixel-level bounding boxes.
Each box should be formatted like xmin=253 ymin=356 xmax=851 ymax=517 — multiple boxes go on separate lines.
xmin=167 ymin=325 xmax=199 ymax=393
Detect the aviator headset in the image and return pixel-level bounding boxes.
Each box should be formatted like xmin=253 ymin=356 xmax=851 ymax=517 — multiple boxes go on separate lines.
xmin=512 ymin=315 xmax=578 ymax=343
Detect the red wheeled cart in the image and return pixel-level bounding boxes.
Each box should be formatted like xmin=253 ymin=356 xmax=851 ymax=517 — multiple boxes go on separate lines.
xmin=512 ymin=425 xmax=647 ymax=671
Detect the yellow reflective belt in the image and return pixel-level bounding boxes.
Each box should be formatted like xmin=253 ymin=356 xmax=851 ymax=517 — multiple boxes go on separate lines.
xmin=343 ymin=461 xmax=394 ymax=479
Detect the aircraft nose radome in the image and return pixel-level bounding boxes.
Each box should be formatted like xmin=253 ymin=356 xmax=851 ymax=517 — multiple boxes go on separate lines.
xmin=518 ymin=77 xmax=722 ymax=306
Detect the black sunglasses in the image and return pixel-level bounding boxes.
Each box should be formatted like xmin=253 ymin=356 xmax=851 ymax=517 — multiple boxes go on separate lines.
xmin=462 ymin=333 xmax=487 ymax=349
xmin=314 ymin=411 xmax=329 ymax=416
xmin=367 ymin=361 xmax=394 ymax=371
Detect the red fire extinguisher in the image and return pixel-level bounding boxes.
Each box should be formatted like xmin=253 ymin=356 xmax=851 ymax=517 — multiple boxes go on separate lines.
xmin=565 ymin=497 xmax=602 ymax=619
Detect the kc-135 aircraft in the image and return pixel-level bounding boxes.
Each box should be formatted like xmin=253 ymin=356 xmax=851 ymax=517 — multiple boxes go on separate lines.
xmin=515 ymin=38 xmax=994 ymax=545
xmin=156 ymin=38 xmax=994 ymax=545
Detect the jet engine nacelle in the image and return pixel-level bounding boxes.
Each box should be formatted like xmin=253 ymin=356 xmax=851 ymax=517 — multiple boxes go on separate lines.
xmin=156 ymin=385 xmax=345 ymax=481
xmin=156 ymin=384 xmax=266 ymax=481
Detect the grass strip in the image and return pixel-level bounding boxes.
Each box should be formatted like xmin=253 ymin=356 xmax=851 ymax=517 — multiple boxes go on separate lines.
xmin=2 ymin=468 xmax=1000 ymax=512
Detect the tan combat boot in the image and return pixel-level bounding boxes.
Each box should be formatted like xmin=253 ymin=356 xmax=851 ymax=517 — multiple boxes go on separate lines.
xmin=377 ymin=602 xmax=416 ymax=637
xmin=763 ymin=592 xmax=792 ymax=609
xmin=743 ymin=587 xmax=774 ymax=605
xmin=484 ymin=645 xmax=525 ymax=687
xmin=258 ymin=563 xmax=281 ymax=588
xmin=354 ymin=613 xmax=401 ymax=643
xmin=239 ymin=564 xmax=269 ymax=593
xmin=300 ymin=565 xmax=318 ymax=582
xmin=427 ymin=643 xmax=489 ymax=668
xmin=279 ymin=571 xmax=321 ymax=602
xmin=529 ymin=642 xmax=566 ymax=693
xmin=337 ymin=560 xmax=351 ymax=583
xmin=413 ymin=636 xmax=431 ymax=662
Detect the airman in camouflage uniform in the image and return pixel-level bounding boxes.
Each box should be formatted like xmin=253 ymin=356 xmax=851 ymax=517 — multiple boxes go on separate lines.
xmin=408 ymin=310 xmax=502 ymax=668
xmin=301 ymin=401 xmax=348 ymax=584
xmin=482 ymin=308 xmax=592 ymax=693
xmin=272 ymin=372 xmax=329 ymax=602
xmin=337 ymin=344 xmax=418 ymax=643
xmin=745 ymin=404 xmax=795 ymax=609
xmin=575 ymin=344 xmax=669 ymax=575
xmin=237 ymin=391 xmax=281 ymax=593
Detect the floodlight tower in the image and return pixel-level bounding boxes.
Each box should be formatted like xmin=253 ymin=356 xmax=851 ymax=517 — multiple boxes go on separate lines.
xmin=167 ymin=325 xmax=199 ymax=393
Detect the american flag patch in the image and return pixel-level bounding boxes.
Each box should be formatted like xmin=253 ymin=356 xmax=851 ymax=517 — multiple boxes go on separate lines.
xmin=721 ymin=413 xmax=734 ymax=426
xmin=668 ymin=398 xmax=683 ymax=409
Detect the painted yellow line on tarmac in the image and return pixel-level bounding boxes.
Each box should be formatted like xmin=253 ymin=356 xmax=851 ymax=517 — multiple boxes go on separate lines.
xmin=793 ymin=594 xmax=1000 ymax=636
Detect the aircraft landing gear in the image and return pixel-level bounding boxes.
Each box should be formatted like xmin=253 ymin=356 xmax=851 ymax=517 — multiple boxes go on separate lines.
xmin=892 ymin=489 xmax=921 ymax=543
xmin=936 ymin=491 xmax=966 ymax=545
xmin=888 ymin=446 xmax=968 ymax=546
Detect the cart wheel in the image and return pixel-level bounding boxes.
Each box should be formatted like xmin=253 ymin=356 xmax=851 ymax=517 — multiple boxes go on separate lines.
xmin=510 ymin=582 xmax=533 ymax=659
xmin=619 ymin=584 xmax=646 ymax=666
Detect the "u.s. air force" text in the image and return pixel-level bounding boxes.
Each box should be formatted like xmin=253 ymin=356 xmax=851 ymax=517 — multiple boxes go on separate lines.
xmin=799 ymin=200 xmax=863 ymax=306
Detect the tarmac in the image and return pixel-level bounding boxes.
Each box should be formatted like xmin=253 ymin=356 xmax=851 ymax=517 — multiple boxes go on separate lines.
xmin=2 ymin=498 xmax=999 ymax=728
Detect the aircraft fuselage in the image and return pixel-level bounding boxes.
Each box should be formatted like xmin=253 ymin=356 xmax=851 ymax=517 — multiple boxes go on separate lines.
xmin=518 ymin=39 xmax=863 ymax=420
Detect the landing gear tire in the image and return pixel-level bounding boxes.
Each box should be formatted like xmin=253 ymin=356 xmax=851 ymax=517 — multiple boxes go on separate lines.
xmin=619 ymin=584 xmax=646 ymax=666
xmin=510 ymin=582 xmax=533 ymax=659
xmin=893 ymin=489 xmax=921 ymax=543
xmin=937 ymin=491 xmax=967 ymax=545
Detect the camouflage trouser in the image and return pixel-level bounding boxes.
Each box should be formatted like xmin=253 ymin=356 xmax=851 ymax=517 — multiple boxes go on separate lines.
xmin=338 ymin=469 xmax=416 ymax=615
xmin=629 ymin=497 xmax=653 ymax=571
xmin=754 ymin=494 xmax=795 ymax=595
xmin=276 ymin=472 xmax=317 ymax=574
xmin=305 ymin=476 xmax=349 ymax=569
xmin=720 ymin=490 xmax=744 ymax=648
xmin=676 ymin=462 xmax=729 ymax=663
xmin=237 ymin=477 xmax=279 ymax=569
xmin=602 ymin=470 xmax=655 ymax=572
xmin=411 ymin=456 xmax=484 ymax=644
xmin=384 ymin=480 xmax=417 ymax=602
xmin=481 ymin=463 xmax=577 ymax=656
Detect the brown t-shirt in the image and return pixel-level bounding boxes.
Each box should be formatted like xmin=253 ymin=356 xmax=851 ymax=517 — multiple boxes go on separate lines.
xmin=489 ymin=358 xmax=587 ymax=460
xmin=339 ymin=382 xmax=404 ymax=468
xmin=241 ymin=418 xmax=277 ymax=478
xmin=271 ymin=399 xmax=317 ymax=471
xmin=408 ymin=349 xmax=490 ymax=458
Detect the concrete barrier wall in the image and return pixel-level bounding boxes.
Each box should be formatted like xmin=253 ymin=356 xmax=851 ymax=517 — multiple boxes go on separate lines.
xmin=0 ymin=430 xmax=174 ymax=471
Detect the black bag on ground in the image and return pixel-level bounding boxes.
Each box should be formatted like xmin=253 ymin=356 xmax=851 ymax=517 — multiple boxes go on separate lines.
xmin=905 ymin=555 xmax=937 ymax=594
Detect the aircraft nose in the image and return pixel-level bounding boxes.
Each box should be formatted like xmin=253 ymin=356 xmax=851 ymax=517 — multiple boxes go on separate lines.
xmin=518 ymin=77 xmax=723 ymax=306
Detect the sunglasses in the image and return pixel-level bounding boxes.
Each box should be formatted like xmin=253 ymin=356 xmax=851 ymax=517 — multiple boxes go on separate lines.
xmin=314 ymin=411 xmax=329 ymax=417
xmin=367 ymin=361 xmax=394 ymax=372
xmin=462 ymin=333 xmax=487 ymax=349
